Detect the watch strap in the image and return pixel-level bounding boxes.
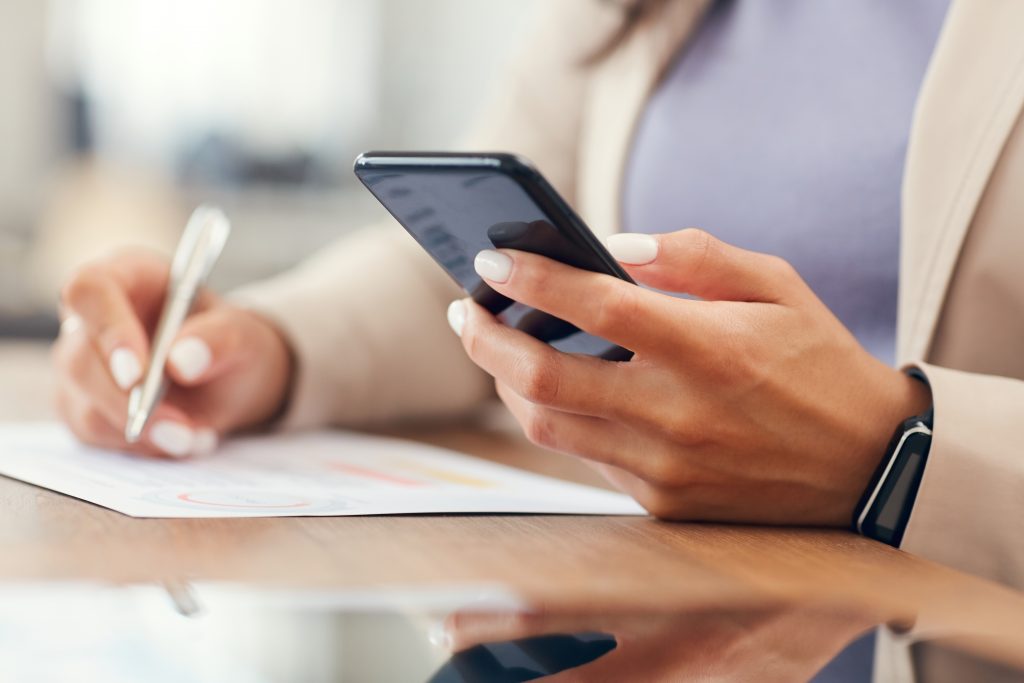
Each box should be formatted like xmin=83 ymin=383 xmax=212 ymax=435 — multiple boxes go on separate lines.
xmin=852 ymin=371 xmax=933 ymax=547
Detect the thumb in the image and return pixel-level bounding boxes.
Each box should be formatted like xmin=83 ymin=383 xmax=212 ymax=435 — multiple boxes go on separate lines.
xmin=604 ymin=229 xmax=802 ymax=303
xmin=166 ymin=307 xmax=249 ymax=386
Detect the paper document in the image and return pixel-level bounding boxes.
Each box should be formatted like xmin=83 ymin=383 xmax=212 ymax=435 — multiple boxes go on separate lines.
xmin=0 ymin=423 xmax=645 ymax=518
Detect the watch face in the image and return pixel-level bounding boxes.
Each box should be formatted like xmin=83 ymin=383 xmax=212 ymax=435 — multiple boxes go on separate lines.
xmin=865 ymin=429 xmax=931 ymax=547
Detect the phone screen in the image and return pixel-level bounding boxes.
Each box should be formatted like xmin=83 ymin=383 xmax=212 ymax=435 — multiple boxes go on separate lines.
xmin=357 ymin=165 xmax=630 ymax=359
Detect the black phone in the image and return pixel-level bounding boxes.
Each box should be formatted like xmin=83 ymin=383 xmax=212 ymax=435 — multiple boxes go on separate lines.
xmin=426 ymin=632 xmax=617 ymax=682
xmin=353 ymin=152 xmax=635 ymax=361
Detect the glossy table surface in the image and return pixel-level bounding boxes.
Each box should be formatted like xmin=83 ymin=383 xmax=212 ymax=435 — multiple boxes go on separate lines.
xmin=1 ymin=341 xmax=1023 ymax=677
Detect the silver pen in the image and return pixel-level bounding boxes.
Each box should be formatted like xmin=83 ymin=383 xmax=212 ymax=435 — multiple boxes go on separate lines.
xmin=125 ymin=205 xmax=231 ymax=443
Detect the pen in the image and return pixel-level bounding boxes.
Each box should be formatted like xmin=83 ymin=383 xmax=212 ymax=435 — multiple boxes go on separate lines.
xmin=124 ymin=205 xmax=231 ymax=443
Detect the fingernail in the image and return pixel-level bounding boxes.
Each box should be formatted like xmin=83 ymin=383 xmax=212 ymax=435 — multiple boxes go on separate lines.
xmin=169 ymin=337 xmax=212 ymax=382
xmin=150 ymin=420 xmax=194 ymax=458
xmin=447 ymin=300 xmax=466 ymax=337
xmin=606 ymin=233 xmax=659 ymax=265
xmin=60 ymin=314 xmax=84 ymax=337
xmin=474 ymin=249 xmax=513 ymax=283
xmin=427 ymin=621 xmax=453 ymax=650
xmin=109 ymin=347 xmax=142 ymax=390
xmin=193 ymin=428 xmax=219 ymax=458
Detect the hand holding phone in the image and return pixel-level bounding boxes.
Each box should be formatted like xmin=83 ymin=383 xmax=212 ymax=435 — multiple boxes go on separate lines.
xmin=354 ymin=152 xmax=635 ymax=360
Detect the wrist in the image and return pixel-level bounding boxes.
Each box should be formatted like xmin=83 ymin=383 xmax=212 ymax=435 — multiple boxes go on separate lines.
xmin=893 ymin=369 xmax=933 ymax=424
xmin=863 ymin=368 xmax=932 ymax=467
xmin=826 ymin=367 xmax=933 ymax=527
xmin=247 ymin=310 xmax=298 ymax=430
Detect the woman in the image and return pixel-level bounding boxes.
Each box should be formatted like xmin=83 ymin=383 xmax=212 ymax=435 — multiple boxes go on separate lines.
xmin=54 ymin=1 xmax=1024 ymax=678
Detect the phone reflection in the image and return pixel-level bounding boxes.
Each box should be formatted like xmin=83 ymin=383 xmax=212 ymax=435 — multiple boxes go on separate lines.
xmin=430 ymin=606 xmax=880 ymax=682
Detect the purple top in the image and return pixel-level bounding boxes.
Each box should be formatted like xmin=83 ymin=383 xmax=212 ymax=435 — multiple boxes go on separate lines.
xmin=623 ymin=0 xmax=949 ymax=365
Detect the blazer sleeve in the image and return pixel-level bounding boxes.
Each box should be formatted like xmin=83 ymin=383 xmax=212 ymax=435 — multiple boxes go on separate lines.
xmin=230 ymin=0 xmax=615 ymax=428
xmin=900 ymin=362 xmax=1024 ymax=587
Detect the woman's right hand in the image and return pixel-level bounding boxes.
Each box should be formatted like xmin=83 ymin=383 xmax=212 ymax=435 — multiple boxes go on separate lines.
xmin=53 ymin=249 xmax=294 ymax=458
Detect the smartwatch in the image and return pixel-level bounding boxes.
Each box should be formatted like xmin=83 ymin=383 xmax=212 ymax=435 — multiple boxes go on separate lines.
xmin=852 ymin=372 xmax=933 ymax=547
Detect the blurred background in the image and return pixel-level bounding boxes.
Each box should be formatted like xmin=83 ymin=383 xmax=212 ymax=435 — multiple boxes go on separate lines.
xmin=0 ymin=0 xmax=540 ymax=338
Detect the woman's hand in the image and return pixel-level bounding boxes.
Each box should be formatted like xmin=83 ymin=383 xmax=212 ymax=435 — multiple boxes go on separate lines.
xmin=53 ymin=249 xmax=293 ymax=458
xmin=447 ymin=229 xmax=931 ymax=525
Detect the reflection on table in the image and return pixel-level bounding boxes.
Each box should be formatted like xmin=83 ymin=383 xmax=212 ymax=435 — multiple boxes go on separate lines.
xmin=3 ymin=582 xmax=1023 ymax=682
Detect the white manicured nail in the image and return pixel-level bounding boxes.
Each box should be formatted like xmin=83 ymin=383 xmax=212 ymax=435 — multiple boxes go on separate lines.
xmin=606 ymin=233 xmax=659 ymax=265
xmin=169 ymin=337 xmax=212 ymax=382
xmin=427 ymin=621 xmax=453 ymax=650
xmin=447 ymin=300 xmax=466 ymax=337
xmin=149 ymin=421 xmax=194 ymax=458
xmin=474 ymin=249 xmax=513 ymax=283
xmin=193 ymin=428 xmax=218 ymax=458
xmin=109 ymin=347 xmax=142 ymax=390
xmin=60 ymin=314 xmax=84 ymax=337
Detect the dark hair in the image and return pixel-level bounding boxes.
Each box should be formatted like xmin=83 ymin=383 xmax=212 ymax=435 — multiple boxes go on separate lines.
xmin=585 ymin=0 xmax=668 ymax=64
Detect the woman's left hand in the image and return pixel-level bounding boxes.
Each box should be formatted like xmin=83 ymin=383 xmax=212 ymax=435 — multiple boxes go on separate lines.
xmin=447 ymin=229 xmax=931 ymax=526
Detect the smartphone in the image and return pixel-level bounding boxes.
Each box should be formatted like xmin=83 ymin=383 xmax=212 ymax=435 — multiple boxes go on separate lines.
xmin=427 ymin=632 xmax=617 ymax=682
xmin=353 ymin=152 xmax=635 ymax=361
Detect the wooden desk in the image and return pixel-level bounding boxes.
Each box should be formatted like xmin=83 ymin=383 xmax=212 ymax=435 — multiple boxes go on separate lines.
xmin=2 ymin=342 xmax=1024 ymax=671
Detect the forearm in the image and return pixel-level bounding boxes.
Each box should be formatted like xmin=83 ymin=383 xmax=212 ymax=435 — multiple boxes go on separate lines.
xmin=231 ymin=224 xmax=494 ymax=429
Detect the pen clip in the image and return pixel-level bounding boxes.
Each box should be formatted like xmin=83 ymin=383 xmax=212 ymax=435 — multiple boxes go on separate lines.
xmin=169 ymin=205 xmax=231 ymax=296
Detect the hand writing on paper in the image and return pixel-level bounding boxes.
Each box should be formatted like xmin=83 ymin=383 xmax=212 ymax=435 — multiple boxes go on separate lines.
xmin=53 ymin=249 xmax=293 ymax=458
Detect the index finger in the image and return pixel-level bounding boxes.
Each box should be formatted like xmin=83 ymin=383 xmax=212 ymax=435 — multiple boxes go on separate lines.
xmin=473 ymin=249 xmax=706 ymax=356
xmin=60 ymin=249 xmax=219 ymax=390
xmin=95 ymin=248 xmax=218 ymax=323
xmin=61 ymin=263 xmax=153 ymax=391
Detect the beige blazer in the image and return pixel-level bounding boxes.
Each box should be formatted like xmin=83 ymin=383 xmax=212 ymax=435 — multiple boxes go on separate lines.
xmin=236 ymin=1 xmax=1024 ymax=678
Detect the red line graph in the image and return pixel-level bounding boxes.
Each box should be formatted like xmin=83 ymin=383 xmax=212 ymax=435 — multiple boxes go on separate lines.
xmin=325 ymin=461 xmax=425 ymax=487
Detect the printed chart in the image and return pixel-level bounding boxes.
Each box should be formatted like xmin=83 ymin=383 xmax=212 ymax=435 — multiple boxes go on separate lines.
xmin=0 ymin=423 xmax=646 ymax=518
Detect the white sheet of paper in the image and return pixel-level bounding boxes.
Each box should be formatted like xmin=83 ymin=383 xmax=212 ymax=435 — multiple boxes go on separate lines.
xmin=0 ymin=423 xmax=645 ymax=518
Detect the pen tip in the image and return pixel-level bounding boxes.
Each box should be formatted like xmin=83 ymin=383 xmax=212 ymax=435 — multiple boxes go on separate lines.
xmin=124 ymin=422 xmax=142 ymax=444
xmin=124 ymin=416 xmax=144 ymax=443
